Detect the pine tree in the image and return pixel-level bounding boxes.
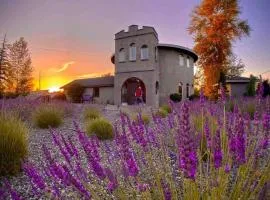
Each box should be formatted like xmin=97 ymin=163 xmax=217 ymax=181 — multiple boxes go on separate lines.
xmin=0 ymin=34 xmax=11 ymax=96
xmin=9 ymin=37 xmax=33 ymax=95
xmin=189 ymin=0 xmax=250 ymax=98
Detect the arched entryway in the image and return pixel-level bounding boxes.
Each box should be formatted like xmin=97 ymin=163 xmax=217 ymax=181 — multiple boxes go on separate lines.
xmin=121 ymin=77 xmax=146 ymax=105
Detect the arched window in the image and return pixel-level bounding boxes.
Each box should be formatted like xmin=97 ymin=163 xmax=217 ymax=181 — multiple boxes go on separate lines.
xmin=119 ymin=48 xmax=126 ymax=62
xmin=141 ymin=45 xmax=149 ymax=60
xmin=129 ymin=43 xmax=136 ymax=61
xmin=155 ymin=81 xmax=159 ymax=94
xmin=186 ymin=83 xmax=190 ymax=98
xmin=178 ymin=82 xmax=183 ymax=101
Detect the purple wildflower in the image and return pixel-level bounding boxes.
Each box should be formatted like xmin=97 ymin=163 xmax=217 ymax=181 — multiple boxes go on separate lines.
xmin=178 ymin=102 xmax=198 ymax=180
xmin=23 ymin=163 xmax=46 ymax=190
xmin=224 ymin=164 xmax=231 ymax=173
xmin=137 ymin=183 xmax=149 ymax=192
xmin=104 ymin=168 xmax=118 ymax=193
xmin=4 ymin=179 xmax=23 ymax=200
xmin=213 ymin=129 xmax=223 ymax=169
xmin=161 ymin=180 xmax=172 ymax=200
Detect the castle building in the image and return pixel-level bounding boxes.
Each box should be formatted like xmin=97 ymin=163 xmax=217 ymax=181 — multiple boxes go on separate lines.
xmin=62 ymin=25 xmax=198 ymax=107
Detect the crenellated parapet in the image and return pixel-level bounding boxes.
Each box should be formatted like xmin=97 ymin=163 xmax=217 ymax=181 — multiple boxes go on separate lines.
xmin=115 ymin=25 xmax=158 ymax=40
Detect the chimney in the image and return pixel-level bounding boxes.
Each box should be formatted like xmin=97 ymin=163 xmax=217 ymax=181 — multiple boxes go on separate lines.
xmin=128 ymin=25 xmax=138 ymax=32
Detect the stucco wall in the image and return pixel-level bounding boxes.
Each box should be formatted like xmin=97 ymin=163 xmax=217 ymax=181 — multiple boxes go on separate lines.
xmin=83 ymin=87 xmax=114 ymax=104
xmin=158 ymin=48 xmax=194 ymax=105
xmin=227 ymin=83 xmax=248 ymax=97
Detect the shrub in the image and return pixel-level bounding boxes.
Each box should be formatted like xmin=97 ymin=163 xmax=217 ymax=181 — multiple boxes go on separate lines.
xmin=83 ymin=107 xmax=100 ymax=121
xmin=33 ymin=105 xmax=63 ymax=129
xmin=0 ymin=114 xmax=28 ymax=176
xmin=85 ymin=118 xmax=114 ymax=140
xmin=52 ymin=92 xmax=67 ymax=101
xmin=241 ymin=102 xmax=256 ymax=119
xmin=133 ymin=113 xmax=150 ymax=125
xmin=160 ymin=104 xmax=172 ymax=113
xmin=66 ymin=83 xmax=84 ymax=103
xmin=169 ymin=93 xmax=182 ymax=102
xmin=155 ymin=109 xmax=168 ymax=118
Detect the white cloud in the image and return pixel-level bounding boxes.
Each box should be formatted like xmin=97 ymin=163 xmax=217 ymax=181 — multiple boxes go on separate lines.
xmin=49 ymin=61 xmax=75 ymax=73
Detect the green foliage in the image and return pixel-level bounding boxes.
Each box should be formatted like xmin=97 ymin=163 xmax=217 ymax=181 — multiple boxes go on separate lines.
xmin=133 ymin=113 xmax=150 ymax=125
xmin=155 ymin=109 xmax=168 ymax=118
xmin=0 ymin=114 xmax=28 ymax=176
xmin=83 ymin=107 xmax=100 ymax=121
xmin=160 ymin=104 xmax=172 ymax=113
xmin=66 ymin=83 xmax=84 ymax=103
xmin=246 ymin=75 xmax=257 ymax=96
xmin=86 ymin=118 xmax=114 ymax=140
xmin=169 ymin=93 xmax=182 ymax=102
xmin=33 ymin=104 xmax=63 ymax=129
xmin=241 ymin=102 xmax=256 ymax=119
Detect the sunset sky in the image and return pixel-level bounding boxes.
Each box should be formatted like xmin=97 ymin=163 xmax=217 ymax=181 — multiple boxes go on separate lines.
xmin=1 ymin=0 xmax=270 ymax=90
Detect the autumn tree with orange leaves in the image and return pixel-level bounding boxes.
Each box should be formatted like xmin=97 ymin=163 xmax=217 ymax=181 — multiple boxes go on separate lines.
xmin=189 ymin=0 xmax=250 ymax=98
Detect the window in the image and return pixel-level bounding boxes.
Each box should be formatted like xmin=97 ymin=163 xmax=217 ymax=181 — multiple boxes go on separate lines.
xmin=93 ymin=87 xmax=99 ymax=97
xmin=187 ymin=57 xmax=190 ymax=68
xmin=119 ymin=48 xmax=126 ymax=62
xmin=186 ymin=83 xmax=189 ymax=98
xmin=179 ymin=54 xmax=184 ymax=66
xmin=141 ymin=45 xmax=149 ymax=60
xmin=129 ymin=43 xmax=136 ymax=61
xmin=155 ymin=47 xmax=158 ymax=61
xmin=178 ymin=82 xmax=183 ymax=101
xmin=155 ymin=81 xmax=159 ymax=94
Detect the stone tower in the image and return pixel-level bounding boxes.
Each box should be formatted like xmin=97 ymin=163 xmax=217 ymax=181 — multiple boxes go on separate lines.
xmin=114 ymin=25 xmax=159 ymax=107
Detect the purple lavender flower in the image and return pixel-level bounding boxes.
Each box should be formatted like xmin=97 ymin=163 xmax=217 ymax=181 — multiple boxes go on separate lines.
xmin=213 ymin=129 xmax=223 ymax=169
xmin=224 ymin=164 xmax=231 ymax=173
xmin=161 ymin=180 xmax=172 ymax=200
xmin=199 ymin=88 xmax=205 ymax=105
xmin=204 ymin=119 xmax=211 ymax=149
xmin=229 ymin=107 xmax=246 ymax=166
xmin=104 ymin=168 xmax=118 ymax=193
xmin=137 ymin=183 xmax=149 ymax=192
xmin=23 ymin=163 xmax=46 ymax=190
xmin=4 ymin=179 xmax=23 ymax=200
xmin=178 ymin=102 xmax=198 ymax=180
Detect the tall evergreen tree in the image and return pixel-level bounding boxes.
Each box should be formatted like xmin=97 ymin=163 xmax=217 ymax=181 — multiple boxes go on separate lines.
xmin=189 ymin=0 xmax=250 ymax=98
xmin=9 ymin=37 xmax=33 ymax=95
xmin=0 ymin=34 xmax=11 ymax=96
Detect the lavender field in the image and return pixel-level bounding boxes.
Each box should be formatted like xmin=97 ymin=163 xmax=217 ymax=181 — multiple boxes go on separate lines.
xmin=0 ymin=91 xmax=269 ymax=200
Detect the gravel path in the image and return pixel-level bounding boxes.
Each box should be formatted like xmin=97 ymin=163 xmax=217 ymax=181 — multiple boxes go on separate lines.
xmin=1 ymin=104 xmax=121 ymax=200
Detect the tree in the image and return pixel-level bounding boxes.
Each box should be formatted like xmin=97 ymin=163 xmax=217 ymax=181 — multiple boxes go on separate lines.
xmin=226 ymin=54 xmax=245 ymax=78
xmin=246 ymin=75 xmax=257 ymax=96
xmin=8 ymin=37 xmax=33 ymax=95
xmin=66 ymin=83 xmax=85 ymax=103
xmin=262 ymin=80 xmax=270 ymax=97
xmin=189 ymin=0 xmax=250 ymax=99
xmin=0 ymin=34 xmax=11 ymax=96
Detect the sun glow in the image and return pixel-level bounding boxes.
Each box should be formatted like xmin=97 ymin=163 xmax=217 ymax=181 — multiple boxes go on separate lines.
xmin=48 ymin=86 xmax=63 ymax=93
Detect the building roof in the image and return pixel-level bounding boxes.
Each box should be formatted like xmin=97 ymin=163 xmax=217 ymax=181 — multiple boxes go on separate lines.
xmin=226 ymin=76 xmax=250 ymax=83
xmin=157 ymin=43 xmax=198 ymax=62
xmin=61 ymin=76 xmax=114 ymax=89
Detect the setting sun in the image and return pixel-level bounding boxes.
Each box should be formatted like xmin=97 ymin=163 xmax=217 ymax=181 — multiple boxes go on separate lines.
xmin=48 ymin=86 xmax=63 ymax=93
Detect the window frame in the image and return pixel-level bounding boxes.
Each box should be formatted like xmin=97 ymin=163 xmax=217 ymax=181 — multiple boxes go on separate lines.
xmin=129 ymin=43 xmax=136 ymax=61
xmin=187 ymin=56 xmax=190 ymax=68
xmin=140 ymin=45 xmax=149 ymax=60
xmin=93 ymin=87 xmax=100 ymax=97
xmin=179 ymin=54 xmax=184 ymax=66
xmin=186 ymin=83 xmax=190 ymax=98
